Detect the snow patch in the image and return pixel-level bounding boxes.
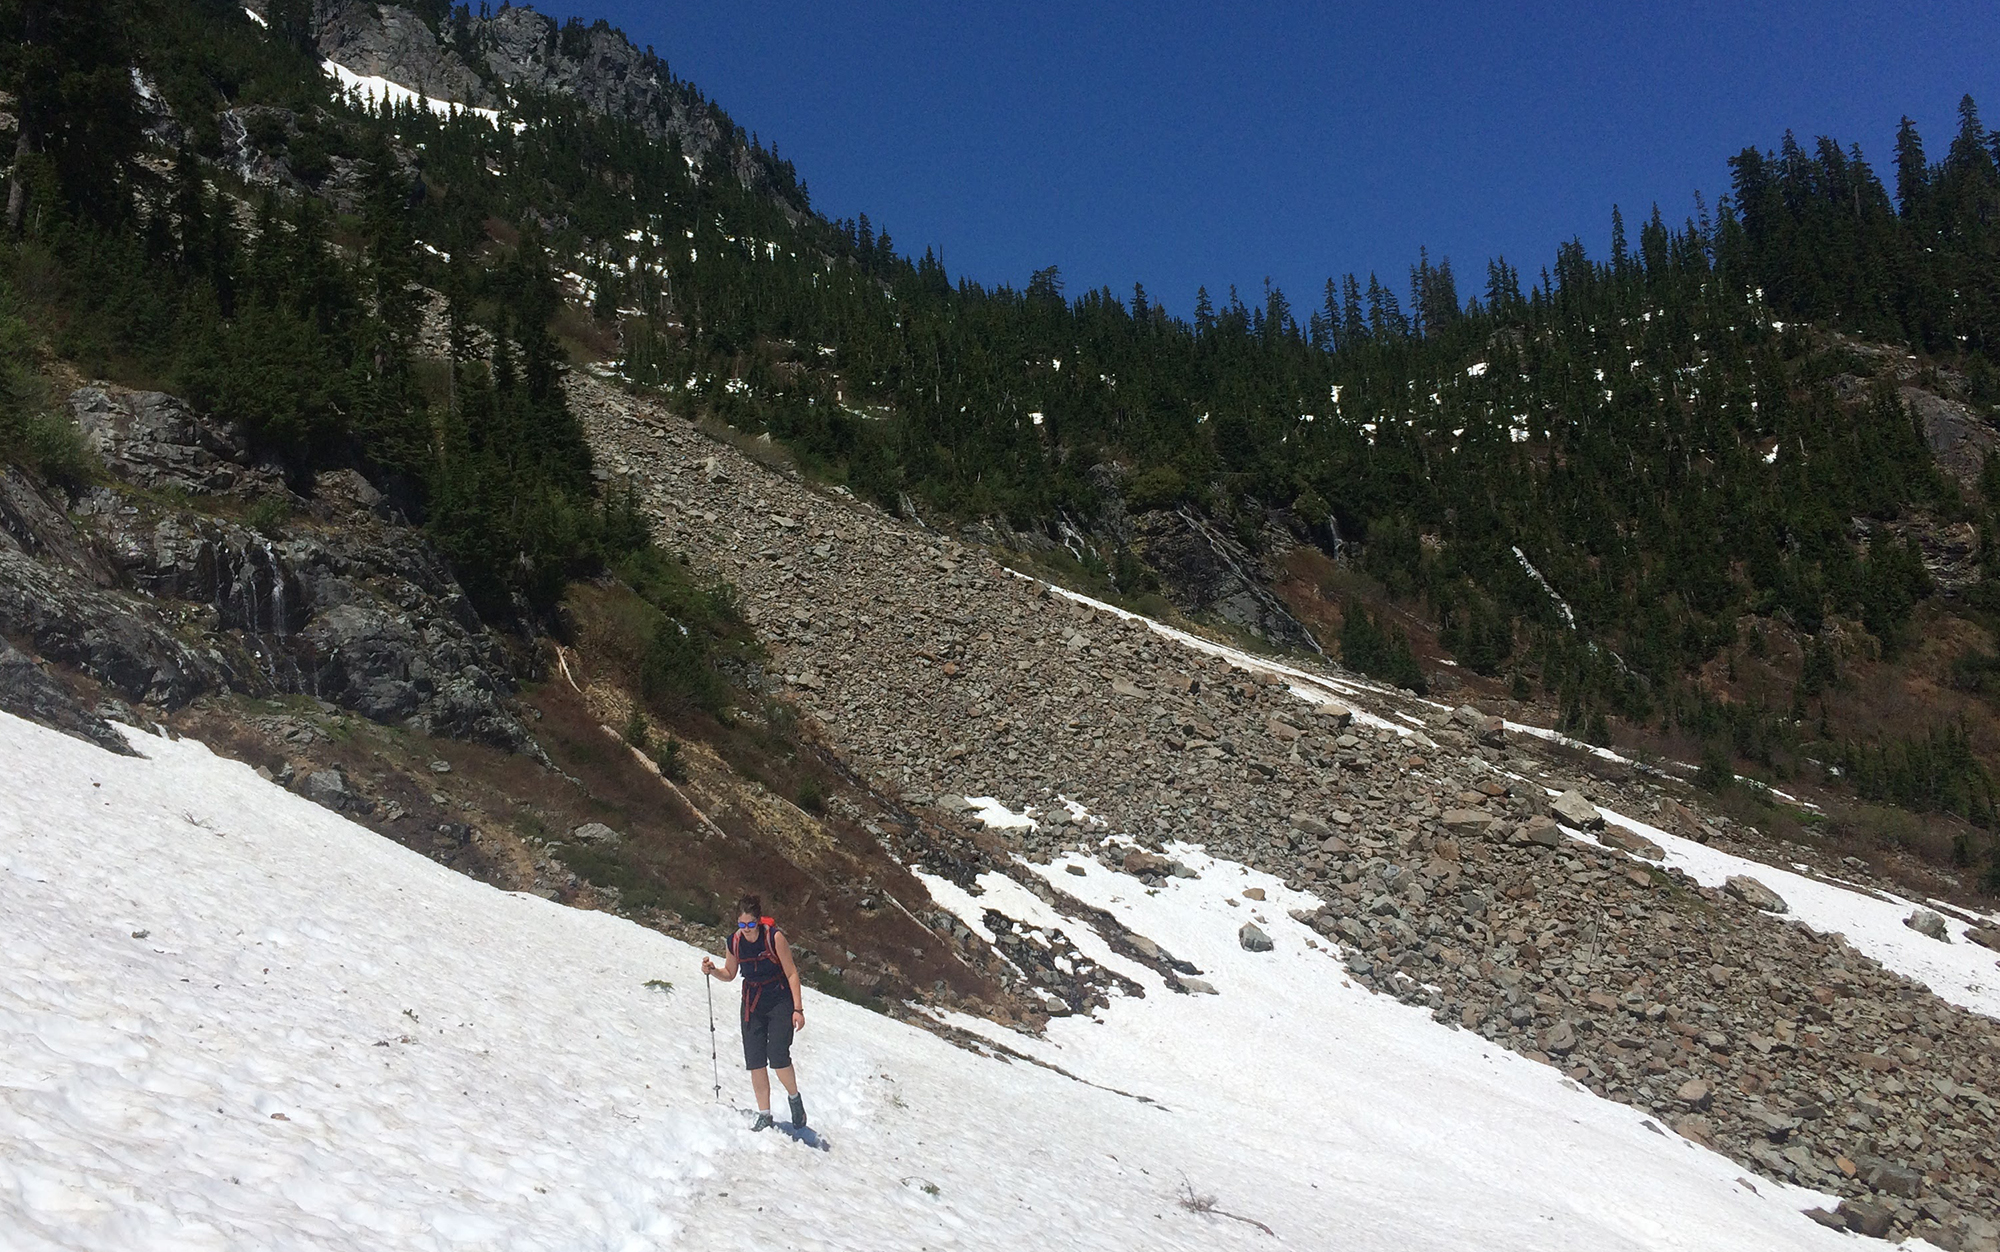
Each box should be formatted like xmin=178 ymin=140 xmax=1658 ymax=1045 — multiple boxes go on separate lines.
xmin=322 ymin=60 xmax=522 ymax=133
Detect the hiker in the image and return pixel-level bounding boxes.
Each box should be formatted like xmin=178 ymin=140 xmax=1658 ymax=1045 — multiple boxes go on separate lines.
xmin=701 ymin=894 xmax=808 ymax=1131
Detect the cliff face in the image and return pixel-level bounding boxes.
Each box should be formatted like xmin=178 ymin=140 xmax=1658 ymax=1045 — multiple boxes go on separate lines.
xmin=309 ymin=1 xmax=791 ymax=204
xmin=0 ymin=384 xmax=536 ymax=756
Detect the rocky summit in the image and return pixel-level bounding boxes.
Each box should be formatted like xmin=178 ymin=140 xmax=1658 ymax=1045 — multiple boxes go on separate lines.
xmin=569 ymin=370 xmax=2000 ymax=1251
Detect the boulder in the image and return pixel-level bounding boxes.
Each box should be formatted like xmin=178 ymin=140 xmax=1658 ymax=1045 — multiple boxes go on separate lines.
xmin=1724 ymin=875 xmax=1788 ymax=913
xmin=1599 ymin=825 xmax=1664 ymax=860
xmin=1291 ymin=812 xmax=1334 ymax=840
xmin=1452 ymin=704 xmax=1508 ymax=744
xmin=1549 ymin=789 xmax=1605 ymax=830
xmin=1855 ymin=1156 xmax=1923 ymax=1198
xmin=1238 ymin=922 xmax=1273 ymax=952
xmin=1837 ymin=1200 xmax=1893 ymax=1238
xmin=1540 ymin=1020 xmax=1577 ymax=1055
xmin=1675 ymin=1079 xmax=1713 ymax=1111
xmin=1968 ymin=926 xmax=2000 ymax=952
xmin=1517 ymin=815 xmax=1562 ymax=848
xmin=1313 ymin=700 xmax=1354 ymax=727
xmin=1903 ymin=909 xmax=1951 ymax=942
xmin=302 ymin=768 xmax=351 ymax=811
xmin=1174 ymin=975 xmax=1219 ymax=995
xmin=572 ymin=822 xmax=621 ymax=844
xmin=1441 ymin=808 xmax=1495 ymax=836
xmin=1123 ymin=849 xmax=1194 ymax=879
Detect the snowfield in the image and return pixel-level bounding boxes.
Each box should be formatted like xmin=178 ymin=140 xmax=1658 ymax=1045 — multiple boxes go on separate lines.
xmin=0 ymin=707 xmax=1874 ymax=1250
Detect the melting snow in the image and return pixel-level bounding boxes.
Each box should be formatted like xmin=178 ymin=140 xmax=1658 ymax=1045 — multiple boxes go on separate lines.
xmin=0 ymin=688 xmax=1887 ymax=1249
xmin=322 ymin=60 xmax=522 ymax=132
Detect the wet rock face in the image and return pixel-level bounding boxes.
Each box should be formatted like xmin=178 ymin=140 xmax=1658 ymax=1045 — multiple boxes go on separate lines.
xmin=0 ymin=385 xmax=536 ymax=756
xmin=0 ymin=639 xmax=135 ymax=755
xmin=1127 ymin=508 xmax=1319 ymax=651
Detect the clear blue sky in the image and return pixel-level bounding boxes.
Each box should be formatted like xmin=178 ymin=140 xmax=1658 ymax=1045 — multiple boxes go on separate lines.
xmin=524 ymin=0 xmax=1999 ymax=318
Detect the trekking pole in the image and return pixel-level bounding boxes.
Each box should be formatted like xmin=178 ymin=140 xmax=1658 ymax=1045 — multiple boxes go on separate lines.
xmin=705 ymin=969 xmax=722 ymax=1103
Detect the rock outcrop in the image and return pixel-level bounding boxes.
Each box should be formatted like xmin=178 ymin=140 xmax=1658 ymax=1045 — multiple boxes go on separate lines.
xmin=306 ymin=1 xmax=797 ymax=205
xmin=0 ymin=386 xmax=536 ymax=755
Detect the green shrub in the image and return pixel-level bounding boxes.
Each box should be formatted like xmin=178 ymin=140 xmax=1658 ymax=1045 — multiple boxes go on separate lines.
xmin=653 ymin=737 xmax=687 ymax=782
xmin=0 ymin=288 xmax=94 ymax=486
xmin=246 ymin=495 xmax=291 ymax=537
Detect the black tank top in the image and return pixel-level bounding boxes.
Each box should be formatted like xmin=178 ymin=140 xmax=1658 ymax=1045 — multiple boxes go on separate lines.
xmin=732 ymin=925 xmax=787 ymax=995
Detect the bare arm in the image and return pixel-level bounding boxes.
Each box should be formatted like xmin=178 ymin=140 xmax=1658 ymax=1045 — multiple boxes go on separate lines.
xmin=701 ymin=941 xmax=739 ymax=982
xmin=773 ymin=931 xmax=805 ymax=1025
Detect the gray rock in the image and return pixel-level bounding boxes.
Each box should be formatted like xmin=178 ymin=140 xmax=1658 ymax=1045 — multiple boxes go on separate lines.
xmin=1904 ymin=909 xmax=1950 ymax=942
xmin=572 ymin=822 xmax=622 ymax=844
xmin=0 ymin=639 xmax=138 ymax=756
xmin=1724 ymin=875 xmax=1788 ymax=914
xmin=1540 ymin=1020 xmax=1577 ymax=1055
xmin=1747 ymin=1107 xmax=1800 ymax=1142
xmin=69 ymin=387 xmax=252 ymax=494
xmin=314 ymin=1 xmax=801 ymax=202
xmin=1550 ymin=789 xmax=1605 ymax=830
xmin=1856 ymin=1155 xmax=1924 ymax=1198
xmin=1238 ymin=922 xmax=1273 ymax=952
xmin=1676 ymin=1078 xmax=1713 ymax=1110
xmin=1174 ymin=975 xmax=1219 ymax=995
xmin=1838 ymin=1199 xmax=1894 ymax=1238
xmin=302 ymin=769 xmax=350 ymax=810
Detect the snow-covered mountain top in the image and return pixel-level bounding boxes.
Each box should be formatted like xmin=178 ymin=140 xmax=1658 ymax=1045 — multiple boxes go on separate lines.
xmin=1 ymin=709 xmax=1871 ymax=1250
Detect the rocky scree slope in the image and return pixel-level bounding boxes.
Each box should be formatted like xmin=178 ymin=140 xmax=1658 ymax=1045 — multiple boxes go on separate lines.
xmin=570 ymin=369 xmax=2000 ymax=1250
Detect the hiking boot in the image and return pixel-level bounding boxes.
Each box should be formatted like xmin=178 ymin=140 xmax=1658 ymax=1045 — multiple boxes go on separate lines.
xmin=788 ymin=1094 xmax=807 ymax=1128
xmin=750 ymin=1111 xmax=774 ymax=1132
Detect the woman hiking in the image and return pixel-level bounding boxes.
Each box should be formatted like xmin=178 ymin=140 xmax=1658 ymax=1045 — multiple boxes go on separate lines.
xmin=701 ymin=895 xmax=808 ymax=1131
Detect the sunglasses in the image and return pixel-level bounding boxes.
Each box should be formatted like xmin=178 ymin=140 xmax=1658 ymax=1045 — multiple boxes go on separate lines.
xmin=737 ymin=920 xmax=759 ymax=929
